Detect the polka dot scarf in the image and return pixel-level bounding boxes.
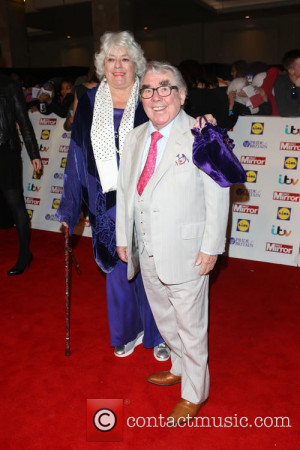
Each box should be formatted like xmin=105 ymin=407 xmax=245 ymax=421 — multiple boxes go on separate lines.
xmin=91 ymin=76 xmax=139 ymax=193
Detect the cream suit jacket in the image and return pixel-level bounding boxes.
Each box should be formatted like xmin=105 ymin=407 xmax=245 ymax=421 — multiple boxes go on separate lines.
xmin=116 ymin=109 xmax=230 ymax=284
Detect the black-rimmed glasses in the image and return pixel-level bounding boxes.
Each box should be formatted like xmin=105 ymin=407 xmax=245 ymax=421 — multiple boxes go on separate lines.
xmin=139 ymin=85 xmax=178 ymax=99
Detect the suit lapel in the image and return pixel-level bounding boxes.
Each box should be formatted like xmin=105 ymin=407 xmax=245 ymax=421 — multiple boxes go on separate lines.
xmin=149 ymin=110 xmax=192 ymax=191
xmin=126 ymin=124 xmax=148 ymax=209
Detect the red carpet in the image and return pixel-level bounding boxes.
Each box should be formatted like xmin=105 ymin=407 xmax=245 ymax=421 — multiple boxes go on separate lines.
xmin=0 ymin=228 xmax=299 ymax=449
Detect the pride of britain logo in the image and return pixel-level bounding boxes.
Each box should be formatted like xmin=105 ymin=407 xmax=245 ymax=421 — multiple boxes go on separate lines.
xmin=243 ymin=140 xmax=267 ymax=149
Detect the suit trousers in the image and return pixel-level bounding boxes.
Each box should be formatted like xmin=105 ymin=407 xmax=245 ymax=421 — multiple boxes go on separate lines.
xmin=139 ymin=246 xmax=210 ymax=404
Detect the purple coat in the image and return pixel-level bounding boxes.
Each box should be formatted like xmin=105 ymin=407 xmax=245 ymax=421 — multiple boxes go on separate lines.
xmin=56 ymin=86 xmax=148 ymax=273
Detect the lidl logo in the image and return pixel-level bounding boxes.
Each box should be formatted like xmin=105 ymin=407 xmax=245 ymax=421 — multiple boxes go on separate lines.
xmin=41 ymin=129 xmax=50 ymax=140
xmin=236 ymin=219 xmax=251 ymax=232
xmin=277 ymin=207 xmax=291 ymax=221
xmin=246 ymin=170 xmax=257 ymax=183
xmin=27 ymin=209 xmax=33 ymax=220
xmin=284 ymin=157 xmax=298 ymax=170
xmin=52 ymin=198 xmax=60 ymax=209
xmin=32 ymin=170 xmax=43 ymax=180
xmin=251 ymin=122 xmax=264 ymax=135
xmin=60 ymin=157 xmax=67 ymax=168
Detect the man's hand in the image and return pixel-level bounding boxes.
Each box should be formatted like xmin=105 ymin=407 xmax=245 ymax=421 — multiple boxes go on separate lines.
xmin=194 ymin=114 xmax=217 ymax=129
xmin=117 ymin=246 xmax=128 ymax=263
xmin=195 ymin=252 xmax=218 ymax=275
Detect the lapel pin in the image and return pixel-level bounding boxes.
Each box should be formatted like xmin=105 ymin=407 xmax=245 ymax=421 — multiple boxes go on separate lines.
xmin=175 ymin=154 xmax=189 ymax=165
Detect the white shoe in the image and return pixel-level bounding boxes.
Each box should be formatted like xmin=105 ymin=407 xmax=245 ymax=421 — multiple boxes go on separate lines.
xmin=154 ymin=342 xmax=171 ymax=361
xmin=114 ymin=331 xmax=144 ymax=358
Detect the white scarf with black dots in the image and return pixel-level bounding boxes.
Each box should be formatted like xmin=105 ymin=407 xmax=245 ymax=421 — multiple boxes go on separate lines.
xmin=91 ymin=77 xmax=139 ymax=193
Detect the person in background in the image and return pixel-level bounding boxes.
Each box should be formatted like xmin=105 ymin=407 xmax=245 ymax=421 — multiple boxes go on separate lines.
xmin=230 ymin=59 xmax=248 ymax=79
xmin=57 ymin=31 xmax=168 ymax=361
xmin=0 ymin=73 xmax=41 ymax=275
xmin=116 ymin=61 xmax=229 ymax=424
xmin=64 ymin=66 xmax=99 ymax=132
xmin=227 ymin=61 xmax=271 ymax=118
xmin=183 ymin=64 xmax=238 ymax=129
xmin=73 ymin=66 xmax=99 ymax=116
xmin=274 ymin=49 xmax=300 ymax=117
xmin=177 ymin=59 xmax=204 ymax=89
xmin=261 ymin=66 xmax=280 ymax=116
xmin=21 ymin=74 xmax=41 ymax=109
xmin=60 ymin=79 xmax=73 ymax=102
xmin=31 ymin=79 xmax=74 ymax=118
xmin=30 ymin=80 xmax=56 ymax=114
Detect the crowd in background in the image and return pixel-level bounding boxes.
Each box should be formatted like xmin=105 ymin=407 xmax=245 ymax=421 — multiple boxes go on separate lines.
xmin=5 ymin=48 xmax=300 ymax=133
xmin=179 ymin=49 xmax=300 ymax=128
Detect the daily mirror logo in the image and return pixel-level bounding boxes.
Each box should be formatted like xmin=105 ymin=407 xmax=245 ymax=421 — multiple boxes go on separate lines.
xmin=233 ymin=204 xmax=259 ymax=214
xmin=265 ymin=242 xmax=293 ymax=254
xmin=39 ymin=118 xmax=57 ymax=126
xmin=280 ymin=142 xmax=300 ymax=151
xmin=240 ymin=156 xmax=266 ymax=165
xmin=273 ymin=192 xmax=300 ymax=202
xmin=25 ymin=197 xmax=40 ymax=206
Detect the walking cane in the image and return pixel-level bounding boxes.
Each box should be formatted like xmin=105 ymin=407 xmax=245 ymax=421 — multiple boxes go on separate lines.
xmin=64 ymin=225 xmax=80 ymax=356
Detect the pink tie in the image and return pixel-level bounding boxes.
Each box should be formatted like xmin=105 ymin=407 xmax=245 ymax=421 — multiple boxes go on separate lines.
xmin=137 ymin=131 xmax=163 ymax=196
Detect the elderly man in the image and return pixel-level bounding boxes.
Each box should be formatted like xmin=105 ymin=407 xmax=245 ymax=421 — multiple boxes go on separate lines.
xmin=116 ymin=61 xmax=229 ymax=424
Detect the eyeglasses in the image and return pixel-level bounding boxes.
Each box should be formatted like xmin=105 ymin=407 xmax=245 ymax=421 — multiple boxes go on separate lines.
xmin=291 ymin=84 xmax=297 ymax=99
xmin=139 ymin=85 xmax=178 ymax=99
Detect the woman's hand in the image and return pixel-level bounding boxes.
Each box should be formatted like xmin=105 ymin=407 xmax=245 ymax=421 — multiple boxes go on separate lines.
xmin=32 ymin=158 xmax=42 ymax=172
xmin=194 ymin=114 xmax=217 ymax=129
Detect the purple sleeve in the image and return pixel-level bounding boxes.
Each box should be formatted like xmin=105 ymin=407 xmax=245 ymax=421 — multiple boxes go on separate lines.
xmin=56 ymin=107 xmax=84 ymax=234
